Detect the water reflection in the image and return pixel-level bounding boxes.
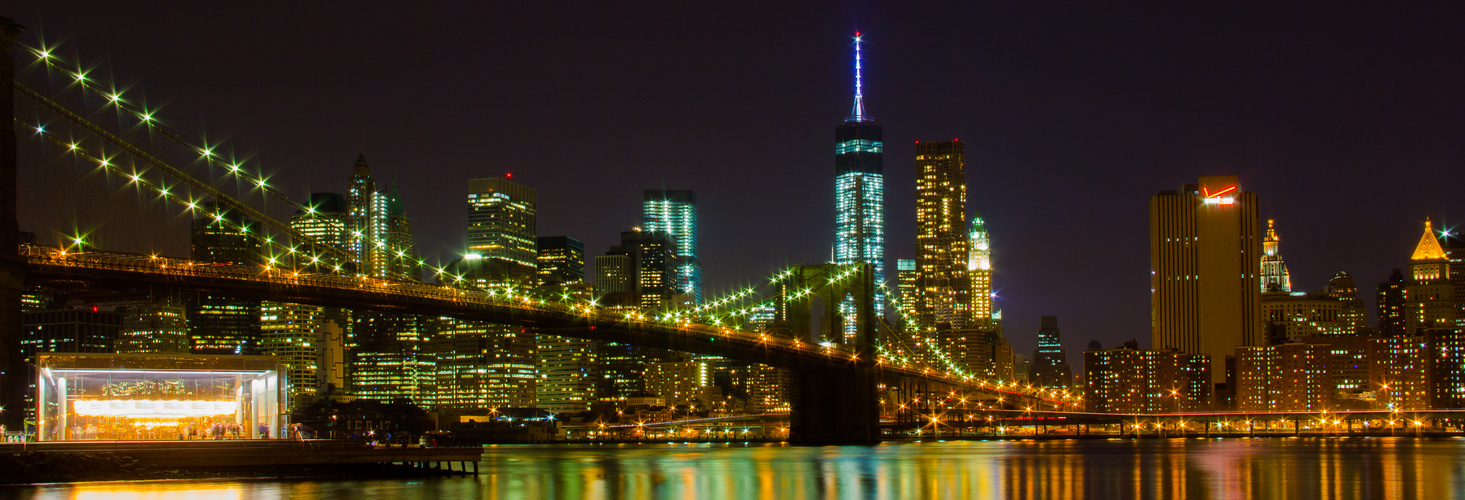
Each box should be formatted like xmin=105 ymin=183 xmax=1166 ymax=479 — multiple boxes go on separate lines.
xmin=7 ymin=438 xmax=1465 ymax=499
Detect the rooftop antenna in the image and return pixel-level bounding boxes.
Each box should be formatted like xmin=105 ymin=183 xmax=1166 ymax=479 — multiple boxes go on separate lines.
xmin=849 ymin=32 xmax=867 ymax=122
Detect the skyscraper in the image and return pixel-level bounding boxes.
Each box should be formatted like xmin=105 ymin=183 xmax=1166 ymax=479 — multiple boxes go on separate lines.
xmin=1404 ymin=219 xmax=1457 ymax=332
xmin=1261 ymin=219 xmax=1292 ymax=293
xmin=833 ymin=33 xmax=885 ymax=338
xmin=260 ymin=301 xmax=324 ymax=408
xmin=466 ymin=176 xmax=538 ymax=284
xmin=345 ymin=153 xmax=387 ymax=277
xmin=1150 ymin=175 xmax=1262 ymax=383
xmin=968 ymin=216 xmax=994 ymax=326
xmin=533 ymin=235 xmax=598 ymax=414
xmin=913 ymin=140 xmax=971 ymax=329
xmin=383 ymin=180 xmax=419 ymax=280
xmin=1030 ymin=316 xmax=1073 ymax=388
xmin=597 ymin=230 xmax=679 ymax=311
xmin=643 ymin=190 xmax=700 ymax=303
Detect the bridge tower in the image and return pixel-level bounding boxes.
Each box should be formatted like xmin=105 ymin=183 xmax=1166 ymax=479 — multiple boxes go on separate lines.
xmin=772 ymin=262 xmax=883 ymax=444
xmin=0 ymin=16 xmax=25 ymax=431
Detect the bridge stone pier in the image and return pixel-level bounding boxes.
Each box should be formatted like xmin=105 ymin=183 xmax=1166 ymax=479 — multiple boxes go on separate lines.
xmin=772 ymin=263 xmax=884 ymax=445
xmin=789 ymin=366 xmax=881 ymax=444
xmin=0 ymin=16 xmax=27 ymax=432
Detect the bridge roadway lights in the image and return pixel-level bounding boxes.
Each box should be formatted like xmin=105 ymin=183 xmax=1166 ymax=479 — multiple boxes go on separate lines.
xmin=788 ymin=366 xmax=881 ymax=445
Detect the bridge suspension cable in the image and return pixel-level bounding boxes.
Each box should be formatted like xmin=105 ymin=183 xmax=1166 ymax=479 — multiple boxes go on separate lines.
xmin=16 ymin=83 xmax=354 ymax=268
xmin=25 ymin=44 xmax=303 ymax=210
xmin=17 ymin=116 xmax=330 ymax=267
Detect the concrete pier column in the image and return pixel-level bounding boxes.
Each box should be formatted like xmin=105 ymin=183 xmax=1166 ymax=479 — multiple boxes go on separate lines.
xmin=788 ymin=366 xmax=880 ymax=445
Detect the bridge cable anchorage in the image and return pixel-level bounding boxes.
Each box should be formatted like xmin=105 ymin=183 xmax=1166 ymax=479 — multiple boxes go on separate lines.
xmin=26 ymin=44 xmax=302 ymax=210
xmin=16 ymin=84 xmax=354 ymax=267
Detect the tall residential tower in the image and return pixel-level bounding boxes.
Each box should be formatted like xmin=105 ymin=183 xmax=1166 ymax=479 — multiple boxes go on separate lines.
xmin=913 ymin=140 xmax=970 ymax=329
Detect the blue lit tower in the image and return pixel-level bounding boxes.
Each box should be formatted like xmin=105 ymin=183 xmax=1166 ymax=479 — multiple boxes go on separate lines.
xmin=643 ymin=190 xmax=701 ymax=303
xmin=834 ymin=32 xmax=885 ymax=337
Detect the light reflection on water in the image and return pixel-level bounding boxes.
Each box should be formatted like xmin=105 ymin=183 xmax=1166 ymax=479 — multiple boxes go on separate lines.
xmin=7 ymin=437 xmax=1465 ymax=499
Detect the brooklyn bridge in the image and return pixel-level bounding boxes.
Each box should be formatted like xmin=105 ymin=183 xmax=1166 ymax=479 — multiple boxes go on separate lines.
xmin=0 ymin=18 xmax=1074 ymax=444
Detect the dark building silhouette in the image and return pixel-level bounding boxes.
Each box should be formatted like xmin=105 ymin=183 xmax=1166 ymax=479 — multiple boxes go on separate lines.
xmin=1377 ymin=269 xmax=1407 ymax=336
xmin=1030 ymin=316 xmax=1073 ymax=388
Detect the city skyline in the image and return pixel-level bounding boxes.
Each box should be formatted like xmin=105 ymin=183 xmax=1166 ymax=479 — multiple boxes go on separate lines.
xmin=10 ymin=3 xmax=1463 ymax=361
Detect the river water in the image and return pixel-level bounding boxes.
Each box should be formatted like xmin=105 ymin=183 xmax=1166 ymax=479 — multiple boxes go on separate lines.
xmin=6 ymin=438 xmax=1464 ymax=499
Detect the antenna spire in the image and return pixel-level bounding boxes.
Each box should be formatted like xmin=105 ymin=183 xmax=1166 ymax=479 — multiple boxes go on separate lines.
xmin=849 ymin=32 xmax=867 ymax=122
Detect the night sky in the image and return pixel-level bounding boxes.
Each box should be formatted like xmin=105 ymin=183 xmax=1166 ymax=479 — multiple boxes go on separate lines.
xmin=11 ymin=2 xmax=1465 ymax=361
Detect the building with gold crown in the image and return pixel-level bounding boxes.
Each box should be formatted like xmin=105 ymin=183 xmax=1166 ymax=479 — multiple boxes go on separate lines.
xmin=1404 ymin=218 xmax=1457 ymax=333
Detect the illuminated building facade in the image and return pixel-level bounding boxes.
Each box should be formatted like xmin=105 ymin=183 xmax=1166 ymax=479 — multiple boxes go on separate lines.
xmin=189 ymin=201 xmax=263 ymax=356
xmin=536 ymin=335 xmax=599 ymax=414
xmin=1403 ymin=219 xmax=1457 ymax=332
xmin=1425 ymin=327 xmax=1465 ymax=409
xmin=1368 ymin=336 xmax=1430 ymax=410
xmin=834 ymin=33 xmax=885 ymax=338
xmin=939 ymin=328 xmax=1012 ymax=381
xmin=593 ymin=254 xmax=636 ymax=307
xmin=117 ymin=298 xmax=189 ymax=354
xmin=1261 ymin=293 xmax=1349 ymax=343
xmin=1322 ymin=271 xmax=1369 ymax=335
xmin=644 ymin=360 xmax=709 ymax=408
xmin=643 ymin=190 xmax=701 ymax=303
xmin=350 ymin=311 xmax=435 ymax=407
xmin=1083 ymin=341 xmax=1212 ymax=413
xmin=1301 ymin=335 xmax=1372 ymax=407
xmin=1030 ymin=316 xmax=1073 ymax=388
xmin=259 ymin=301 xmax=323 ymax=408
xmin=598 ymin=230 xmax=679 ymax=311
xmin=22 ymin=309 xmax=120 ymax=363
xmin=21 ymin=309 xmax=123 ymax=424
xmin=533 ymin=236 xmax=598 ymax=414
xmin=1260 ymin=219 xmax=1292 ymax=293
xmin=190 ymin=201 xmax=261 ymax=265
xmin=291 ymin=192 xmax=348 ymax=260
xmin=735 ymin=363 xmax=791 ymax=412
xmin=596 ymin=343 xmax=676 ymax=403
xmin=467 ymin=176 xmax=538 ymax=283
xmin=969 ymin=216 xmax=994 ymax=326
xmin=913 ymin=140 xmax=970 ymax=329
xmin=345 ymin=153 xmax=388 ymax=277
xmin=1234 ymin=343 xmax=1331 ymax=412
xmin=536 ymin=236 xmax=585 ymax=289
xmin=187 ymin=295 xmax=259 ymax=355
xmin=433 ymin=318 xmax=536 ymax=409
xmin=896 ymin=259 xmax=918 ymax=308
xmin=1150 ymin=175 xmax=1262 ymax=382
